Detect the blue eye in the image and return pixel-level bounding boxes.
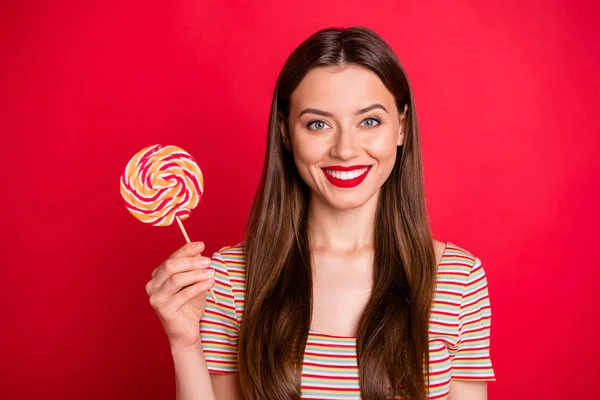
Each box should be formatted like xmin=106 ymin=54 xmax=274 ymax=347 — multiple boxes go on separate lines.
xmin=307 ymin=120 xmax=329 ymax=131
xmin=361 ymin=117 xmax=381 ymax=128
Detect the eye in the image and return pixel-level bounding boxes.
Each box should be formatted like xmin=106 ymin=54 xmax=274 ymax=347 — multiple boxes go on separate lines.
xmin=360 ymin=117 xmax=381 ymax=128
xmin=307 ymin=120 xmax=330 ymax=131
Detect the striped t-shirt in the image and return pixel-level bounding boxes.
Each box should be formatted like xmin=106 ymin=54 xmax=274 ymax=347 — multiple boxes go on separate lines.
xmin=199 ymin=242 xmax=495 ymax=399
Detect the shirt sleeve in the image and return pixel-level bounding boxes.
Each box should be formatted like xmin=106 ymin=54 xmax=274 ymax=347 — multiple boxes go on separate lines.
xmin=199 ymin=250 xmax=240 ymax=374
xmin=451 ymin=257 xmax=496 ymax=381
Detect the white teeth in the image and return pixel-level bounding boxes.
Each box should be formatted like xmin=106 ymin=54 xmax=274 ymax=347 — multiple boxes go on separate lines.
xmin=324 ymin=167 xmax=369 ymax=180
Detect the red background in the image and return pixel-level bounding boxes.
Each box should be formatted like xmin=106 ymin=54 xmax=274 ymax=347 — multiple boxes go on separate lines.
xmin=2 ymin=1 xmax=599 ymax=398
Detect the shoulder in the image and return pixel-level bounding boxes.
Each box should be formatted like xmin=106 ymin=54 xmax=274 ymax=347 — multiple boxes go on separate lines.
xmin=214 ymin=243 xmax=247 ymax=283
xmin=435 ymin=241 xmax=487 ymax=293
xmin=439 ymin=241 xmax=481 ymax=272
xmin=210 ymin=243 xmax=247 ymax=319
xmin=431 ymin=242 xmax=492 ymax=331
xmin=442 ymin=241 xmax=478 ymax=264
xmin=214 ymin=242 xmax=245 ymax=265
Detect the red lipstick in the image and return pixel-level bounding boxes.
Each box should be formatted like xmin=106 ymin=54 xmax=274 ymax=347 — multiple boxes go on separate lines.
xmin=321 ymin=165 xmax=372 ymax=188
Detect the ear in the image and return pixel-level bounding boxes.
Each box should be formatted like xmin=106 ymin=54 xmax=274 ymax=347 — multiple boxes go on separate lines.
xmin=279 ymin=112 xmax=292 ymax=151
xmin=397 ymin=103 xmax=409 ymax=147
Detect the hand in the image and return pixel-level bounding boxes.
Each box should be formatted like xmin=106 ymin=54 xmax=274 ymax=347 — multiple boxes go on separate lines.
xmin=145 ymin=241 xmax=216 ymax=349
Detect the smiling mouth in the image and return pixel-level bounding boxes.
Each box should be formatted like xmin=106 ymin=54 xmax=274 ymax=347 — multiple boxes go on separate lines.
xmin=321 ymin=165 xmax=373 ymax=188
xmin=323 ymin=167 xmax=370 ymax=180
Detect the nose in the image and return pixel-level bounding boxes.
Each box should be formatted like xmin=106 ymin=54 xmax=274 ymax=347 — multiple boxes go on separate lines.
xmin=330 ymin=125 xmax=361 ymax=160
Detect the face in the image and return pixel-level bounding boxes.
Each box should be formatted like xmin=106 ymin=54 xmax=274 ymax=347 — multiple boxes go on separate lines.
xmin=282 ymin=65 xmax=408 ymax=210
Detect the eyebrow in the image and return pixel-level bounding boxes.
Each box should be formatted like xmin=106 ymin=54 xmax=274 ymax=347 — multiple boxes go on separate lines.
xmin=298 ymin=103 xmax=388 ymax=118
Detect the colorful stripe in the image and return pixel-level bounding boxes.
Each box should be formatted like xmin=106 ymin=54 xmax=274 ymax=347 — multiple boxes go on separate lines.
xmin=119 ymin=144 xmax=204 ymax=226
xmin=199 ymin=242 xmax=495 ymax=398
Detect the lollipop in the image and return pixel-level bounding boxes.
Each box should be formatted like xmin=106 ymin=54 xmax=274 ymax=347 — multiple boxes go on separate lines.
xmin=120 ymin=144 xmax=218 ymax=303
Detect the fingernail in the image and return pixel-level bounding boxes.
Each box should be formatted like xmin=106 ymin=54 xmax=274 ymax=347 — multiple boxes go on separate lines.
xmin=200 ymin=257 xmax=211 ymax=265
xmin=204 ymin=268 xmax=215 ymax=276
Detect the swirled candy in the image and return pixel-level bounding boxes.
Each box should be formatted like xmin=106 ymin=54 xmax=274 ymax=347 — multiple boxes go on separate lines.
xmin=120 ymin=145 xmax=204 ymax=226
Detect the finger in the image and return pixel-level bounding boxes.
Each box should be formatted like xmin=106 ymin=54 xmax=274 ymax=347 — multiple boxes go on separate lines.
xmin=152 ymin=242 xmax=204 ymax=279
xmin=170 ymin=241 xmax=205 ymax=259
xmin=157 ymin=268 xmax=216 ymax=298
xmin=168 ymin=278 xmax=216 ymax=311
xmin=154 ymin=256 xmax=212 ymax=289
xmin=145 ymin=279 xmax=154 ymax=296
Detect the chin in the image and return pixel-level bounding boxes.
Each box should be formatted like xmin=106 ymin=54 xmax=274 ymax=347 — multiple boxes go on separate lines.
xmin=323 ymin=191 xmax=378 ymax=210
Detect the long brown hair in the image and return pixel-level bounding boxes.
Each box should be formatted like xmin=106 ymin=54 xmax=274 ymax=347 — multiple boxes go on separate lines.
xmin=239 ymin=26 xmax=437 ymax=399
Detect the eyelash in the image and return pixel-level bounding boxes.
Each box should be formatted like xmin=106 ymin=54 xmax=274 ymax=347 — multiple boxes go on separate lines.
xmin=306 ymin=117 xmax=382 ymax=131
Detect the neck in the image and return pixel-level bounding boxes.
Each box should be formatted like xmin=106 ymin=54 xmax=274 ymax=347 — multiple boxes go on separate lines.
xmin=307 ymin=191 xmax=379 ymax=252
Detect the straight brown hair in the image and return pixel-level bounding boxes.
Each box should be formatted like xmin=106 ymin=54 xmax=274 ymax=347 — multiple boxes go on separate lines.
xmin=239 ymin=26 xmax=437 ymax=399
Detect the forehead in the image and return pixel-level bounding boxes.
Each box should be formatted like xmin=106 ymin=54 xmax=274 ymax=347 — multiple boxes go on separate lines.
xmin=289 ymin=65 xmax=397 ymax=116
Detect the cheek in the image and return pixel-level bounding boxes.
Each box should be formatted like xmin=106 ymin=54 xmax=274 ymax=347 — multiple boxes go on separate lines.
xmin=291 ymin=135 xmax=327 ymax=166
xmin=367 ymin=129 xmax=399 ymax=164
xmin=291 ymin=135 xmax=331 ymax=188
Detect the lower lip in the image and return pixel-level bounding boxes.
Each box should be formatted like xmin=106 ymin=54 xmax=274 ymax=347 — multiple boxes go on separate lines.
xmin=322 ymin=167 xmax=372 ymax=188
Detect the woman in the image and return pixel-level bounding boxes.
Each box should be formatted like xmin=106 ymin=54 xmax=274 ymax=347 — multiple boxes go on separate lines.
xmin=145 ymin=26 xmax=495 ymax=399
